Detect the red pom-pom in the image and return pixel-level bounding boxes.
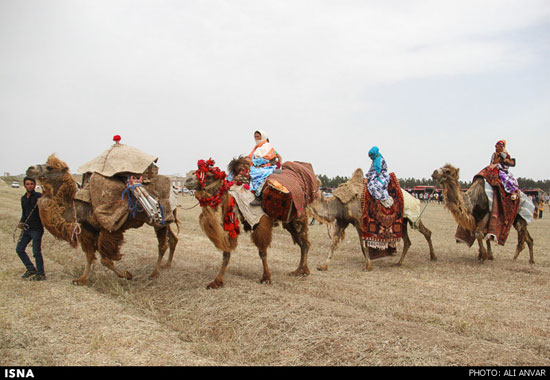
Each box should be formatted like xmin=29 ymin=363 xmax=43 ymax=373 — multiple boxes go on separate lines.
xmin=113 ymin=135 xmax=121 ymax=142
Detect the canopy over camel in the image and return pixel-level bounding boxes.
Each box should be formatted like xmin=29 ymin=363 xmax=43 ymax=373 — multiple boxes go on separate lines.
xmin=309 ymin=168 xmax=436 ymax=271
xmin=432 ymin=163 xmax=534 ymax=263
xmin=77 ymin=139 xmax=158 ymax=178
xmin=26 ymin=151 xmax=180 ymax=285
xmin=184 ymin=157 xmax=319 ymax=289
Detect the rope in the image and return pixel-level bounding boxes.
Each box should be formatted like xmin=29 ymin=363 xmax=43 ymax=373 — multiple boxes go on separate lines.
xmin=178 ymin=202 xmax=200 ymax=210
xmin=13 ymin=201 xmax=38 ymax=243
xmin=71 ymin=201 xmax=81 ymax=245
xmin=413 ymin=186 xmax=437 ymax=228
xmin=122 ymin=183 xmax=145 ymax=218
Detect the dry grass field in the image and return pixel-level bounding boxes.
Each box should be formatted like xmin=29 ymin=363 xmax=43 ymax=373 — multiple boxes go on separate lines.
xmin=1 ymin=185 xmax=549 ymax=366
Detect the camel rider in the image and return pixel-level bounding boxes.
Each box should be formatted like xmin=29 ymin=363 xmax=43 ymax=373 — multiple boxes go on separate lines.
xmin=366 ymin=146 xmax=393 ymax=208
xmin=248 ymin=130 xmax=282 ymax=206
xmin=489 ymin=140 xmax=519 ymax=196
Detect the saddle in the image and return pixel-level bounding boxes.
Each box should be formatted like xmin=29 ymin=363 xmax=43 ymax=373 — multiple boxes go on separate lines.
xmin=235 ymin=161 xmax=318 ymax=222
xmin=456 ymin=166 xmax=520 ymax=246
xmin=361 ymin=173 xmax=405 ymax=253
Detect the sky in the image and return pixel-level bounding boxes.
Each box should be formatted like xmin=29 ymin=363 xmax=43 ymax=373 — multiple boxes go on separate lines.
xmin=1 ymin=0 xmax=549 ymax=182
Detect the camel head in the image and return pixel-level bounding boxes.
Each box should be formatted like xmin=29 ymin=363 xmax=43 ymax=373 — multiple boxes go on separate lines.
xmin=227 ymin=156 xmax=251 ymax=179
xmin=26 ymin=154 xmax=70 ymax=183
xmin=432 ymin=164 xmax=460 ymax=185
xmin=184 ymin=170 xmax=200 ymax=191
xmin=183 ymin=159 xmax=229 ymax=200
xmin=26 ymin=154 xmax=75 ymax=198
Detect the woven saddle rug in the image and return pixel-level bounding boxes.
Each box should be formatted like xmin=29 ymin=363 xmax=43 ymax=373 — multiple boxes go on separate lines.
xmin=261 ymin=161 xmax=318 ymax=221
xmin=455 ymin=166 xmax=520 ymax=247
xmin=361 ymin=172 xmax=404 ymax=250
xmin=75 ymin=173 xmax=175 ymax=232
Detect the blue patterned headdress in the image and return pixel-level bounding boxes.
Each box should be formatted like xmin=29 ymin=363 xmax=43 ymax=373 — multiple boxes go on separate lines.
xmin=368 ymin=146 xmax=382 ymax=174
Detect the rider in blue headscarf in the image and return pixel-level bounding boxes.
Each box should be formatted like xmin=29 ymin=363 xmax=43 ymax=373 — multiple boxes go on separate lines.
xmin=366 ymin=146 xmax=393 ymax=208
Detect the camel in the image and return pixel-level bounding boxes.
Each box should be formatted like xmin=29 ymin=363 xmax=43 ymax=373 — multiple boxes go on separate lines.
xmin=309 ymin=169 xmax=436 ymax=271
xmin=184 ymin=157 xmax=317 ymax=289
xmin=431 ymin=164 xmax=534 ymax=263
xmin=26 ymin=154 xmax=180 ymax=285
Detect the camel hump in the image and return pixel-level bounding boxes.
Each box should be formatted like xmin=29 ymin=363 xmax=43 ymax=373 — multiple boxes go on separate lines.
xmin=332 ymin=168 xmax=364 ymax=204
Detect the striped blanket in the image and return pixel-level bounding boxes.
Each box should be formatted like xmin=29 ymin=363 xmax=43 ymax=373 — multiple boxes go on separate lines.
xmin=263 ymin=161 xmax=318 ymax=219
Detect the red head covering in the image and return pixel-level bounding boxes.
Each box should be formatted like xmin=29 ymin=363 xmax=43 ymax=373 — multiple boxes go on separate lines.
xmin=495 ymin=140 xmax=506 ymax=147
xmin=113 ymin=135 xmax=121 ymax=142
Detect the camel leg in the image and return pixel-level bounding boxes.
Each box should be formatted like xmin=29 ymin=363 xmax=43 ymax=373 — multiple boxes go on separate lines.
xmin=396 ymin=222 xmax=412 ymax=266
xmin=474 ymin=215 xmax=490 ymax=262
xmin=258 ymin=251 xmax=271 ymax=284
xmin=72 ymin=228 xmax=98 ymax=286
xmin=207 ymin=251 xmax=231 ymax=289
xmin=161 ymin=225 xmax=178 ymax=269
xmin=251 ymin=216 xmax=273 ymax=284
xmin=476 ymin=236 xmax=488 ymax=262
xmin=73 ymin=249 xmax=95 ymax=286
xmin=100 ymin=257 xmax=133 ymax=279
xmin=416 ymin=219 xmax=436 ymax=261
xmin=151 ymin=226 xmax=169 ymax=279
xmin=486 ymin=239 xmax=494 ymax=260
xmin=284 ymin=214 xmax=311 ymax=277
xmin=513 ymin=218 xmax=535 ymax=264
xmin=317 ymin=220 xmax=348 ymax=271
xmin=352 ymin=222 xmax=372 ymax=271
xmin=97 ymin=229 xmax=132 ymax=279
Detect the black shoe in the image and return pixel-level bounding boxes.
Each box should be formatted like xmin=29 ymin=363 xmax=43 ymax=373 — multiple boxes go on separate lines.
xmin=250 ymin=197 xmax=262 ymax=206
xmin=30 ymin=274 xmax=46 ymax=281
xmin=21 ymin=269 xmax=36 ymax=278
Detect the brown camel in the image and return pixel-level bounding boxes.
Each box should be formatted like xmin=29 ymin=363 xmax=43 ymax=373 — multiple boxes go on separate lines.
xmin=26 ymin=154 xmax=180 ymax=285
xmin=432 ymin=164 xmax=534 ymax=263
xmin=184 ymin=157 xmax=316 ymax=289
xmin=309 ymin=169 xmax=436 ymax=271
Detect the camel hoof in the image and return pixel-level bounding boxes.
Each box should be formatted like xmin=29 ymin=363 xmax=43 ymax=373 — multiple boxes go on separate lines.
xmin=149 ymin=272 xmax=160 ymax=280
xmin=160 ymin=263 xmax=172 ymax=269
xmin=72 ymin=279 xmax=87 ymax=286
xmin=431 ymin=256 xmax=438 ymax=261
xmin=317 ymin=264 xmax=328 ymax=271
xmin=363 ymin=263 xmax=373 ymax=272
xmin=207 ymin=280 xmax=223 ymax=289
xmin=259 ymin=277 xmax=272 ymax=285
xmin=288 ymin=268 xmax=310 ymax=277
xmin=123 ymin=271 xmax=133 ymax=280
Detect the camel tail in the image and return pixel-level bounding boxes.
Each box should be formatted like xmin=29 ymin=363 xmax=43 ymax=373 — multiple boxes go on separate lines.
xmin=173 ymin=208 xmax=181 ymax=235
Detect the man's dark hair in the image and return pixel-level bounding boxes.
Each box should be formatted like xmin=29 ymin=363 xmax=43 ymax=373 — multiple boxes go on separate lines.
xmin=23 ymin=177 xmax=36 ymax=184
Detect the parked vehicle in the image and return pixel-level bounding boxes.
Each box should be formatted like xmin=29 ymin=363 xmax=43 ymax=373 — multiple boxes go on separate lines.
xmin=11 ymin=181 xmax=20 ymax=188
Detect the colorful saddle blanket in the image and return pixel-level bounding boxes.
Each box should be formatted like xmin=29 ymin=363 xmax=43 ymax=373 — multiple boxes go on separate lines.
xmin=262 ymin=161 xmax=318 ymax=221
xmin=361 ymin=172 xmax=404 ymax=250
xmin=455 ymin=166 xmax=520 ymax=246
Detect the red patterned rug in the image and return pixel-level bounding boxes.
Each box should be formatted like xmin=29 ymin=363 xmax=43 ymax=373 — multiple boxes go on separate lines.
xmin=455 ymin=166 xmax=520 ymax=246
xmin=361 ymin=173 xmax=404 ymax=252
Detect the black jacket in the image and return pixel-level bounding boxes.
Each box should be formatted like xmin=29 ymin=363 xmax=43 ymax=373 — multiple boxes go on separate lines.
xmin=20 ymin=191 xmax=43 ymax=231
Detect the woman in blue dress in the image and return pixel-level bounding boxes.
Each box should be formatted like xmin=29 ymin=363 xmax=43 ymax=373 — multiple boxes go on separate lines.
xmin=366 ymin=146 xmax=393 ymax=208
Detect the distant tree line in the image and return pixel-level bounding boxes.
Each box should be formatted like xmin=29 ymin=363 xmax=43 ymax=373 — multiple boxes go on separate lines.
xmin=319 ymin=174 xmax=550 ymax=193
xmin=517 ymin=178 xmax=550 ymax=193
xmin=318 ymin=174 xmax=350 ymax=188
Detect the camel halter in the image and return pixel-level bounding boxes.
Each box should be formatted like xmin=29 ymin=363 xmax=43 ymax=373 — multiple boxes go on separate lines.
xmin=194 ymin=158 xmax=240 ymax=238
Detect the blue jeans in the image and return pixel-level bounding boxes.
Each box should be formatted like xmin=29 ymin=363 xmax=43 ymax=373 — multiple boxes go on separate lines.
xmin=15 ymin=229 xmax=45 ymax=275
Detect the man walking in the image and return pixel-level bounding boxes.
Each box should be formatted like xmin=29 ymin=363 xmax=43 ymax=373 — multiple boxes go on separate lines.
xmin=15 ymin=177 xmax=46 ymax=281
